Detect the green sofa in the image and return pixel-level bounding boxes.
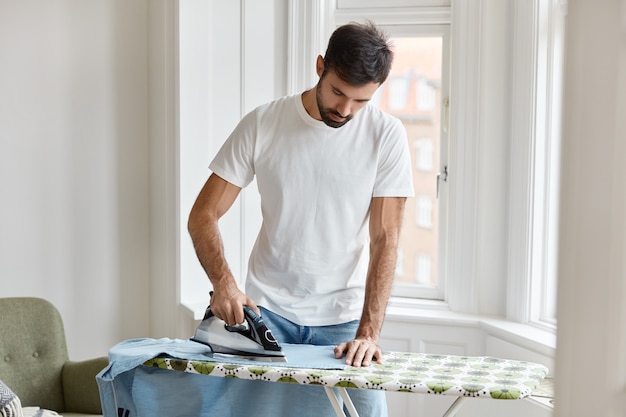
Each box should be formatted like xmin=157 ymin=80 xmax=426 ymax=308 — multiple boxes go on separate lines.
xmin=0 ymin=297 xmax=108 ymax=416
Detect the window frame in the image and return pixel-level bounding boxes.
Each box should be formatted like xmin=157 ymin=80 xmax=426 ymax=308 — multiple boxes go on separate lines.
xmin=506 ymin=0 xmax=565 ymax=330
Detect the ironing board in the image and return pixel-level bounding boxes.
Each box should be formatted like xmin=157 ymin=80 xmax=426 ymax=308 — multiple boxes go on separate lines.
xmin=142 ymin=350 xmax=549 ymax=417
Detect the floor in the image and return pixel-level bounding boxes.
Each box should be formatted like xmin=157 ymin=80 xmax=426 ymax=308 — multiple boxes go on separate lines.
xmin=530 ymin=377 xmax=555 ymax=410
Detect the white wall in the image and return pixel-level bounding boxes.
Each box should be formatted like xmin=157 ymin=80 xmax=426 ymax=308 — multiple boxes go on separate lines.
xmin=554 ymin=1 xmax=626 ymax=416
xmin=474 ymin=0 xmax=512 ymax=316
xmin=178 ymin=0 xmax=288 ymax=309
xmin=0 ymin=0 xmax=151 ymax=360
xmin=0 ymin=0 xmax=288 ymax=360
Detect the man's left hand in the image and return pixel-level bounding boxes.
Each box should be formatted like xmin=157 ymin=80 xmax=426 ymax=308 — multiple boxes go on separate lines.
xmin=334 ymin=338 xmax=383 ymax=367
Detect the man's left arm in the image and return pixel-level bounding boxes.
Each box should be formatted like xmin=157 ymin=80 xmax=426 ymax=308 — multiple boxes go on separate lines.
xmin=334 ymin=196 xmax=407 ymax=367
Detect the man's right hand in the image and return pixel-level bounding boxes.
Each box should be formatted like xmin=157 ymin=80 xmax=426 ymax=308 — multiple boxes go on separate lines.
xmin=188 ymin=174 xmax=254 ymax=325
xmin=209 ymin=286 xmax=259 ymax=326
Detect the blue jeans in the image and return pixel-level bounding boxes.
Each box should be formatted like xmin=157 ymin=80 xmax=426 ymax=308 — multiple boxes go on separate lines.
xmin=259 ymin=306 xmax=361 ymax=345
xmin=259 ymin=306 xmax=388 ymax=417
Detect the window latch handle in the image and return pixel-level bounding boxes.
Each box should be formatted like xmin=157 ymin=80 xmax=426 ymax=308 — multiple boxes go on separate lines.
xmin=437 ymin=165 xmax=448 ymax=198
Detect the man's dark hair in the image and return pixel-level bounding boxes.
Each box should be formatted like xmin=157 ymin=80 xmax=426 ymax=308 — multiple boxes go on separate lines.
xmin=322 ymin=21 xmax=393 ymax=86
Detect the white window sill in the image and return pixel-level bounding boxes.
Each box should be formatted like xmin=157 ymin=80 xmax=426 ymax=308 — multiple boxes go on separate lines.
xmin=182 ymin=300 xmax=211 ymax=321
xmin=182 ymin=297 xmax=557 ymax=360
xmin=386 ymin=297 xmax=557 ymax=359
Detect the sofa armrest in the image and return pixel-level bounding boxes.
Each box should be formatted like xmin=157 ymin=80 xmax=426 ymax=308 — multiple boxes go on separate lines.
xmin=62 ymin=356 xmax=109 ymax=414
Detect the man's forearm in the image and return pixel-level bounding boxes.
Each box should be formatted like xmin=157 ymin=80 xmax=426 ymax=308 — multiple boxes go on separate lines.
xmin=187 ymin=174 xmax=242 ymax=294
xmin=188 ymin=213 xmax=238 ymax=294
xmin=357 ymin=236 xmax=398 ymax=341
xmin=356 ymin=197 xmax=406 ymax=342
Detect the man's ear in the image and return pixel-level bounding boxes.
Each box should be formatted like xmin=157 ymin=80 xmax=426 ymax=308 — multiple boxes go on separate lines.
xmin=316 ymin=55 xmax=325 ymax=77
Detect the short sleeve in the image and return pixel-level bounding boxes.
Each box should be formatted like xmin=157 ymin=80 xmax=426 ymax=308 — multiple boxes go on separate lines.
xmin=373 ymin=118 xmax=415 ymax=198
xmin=209 ymin=109 xmax=258 ymax=188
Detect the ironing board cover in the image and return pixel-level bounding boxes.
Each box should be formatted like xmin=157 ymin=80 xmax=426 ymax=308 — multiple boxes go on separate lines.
xmin=144 ymin=350 xmax=548 ymax=400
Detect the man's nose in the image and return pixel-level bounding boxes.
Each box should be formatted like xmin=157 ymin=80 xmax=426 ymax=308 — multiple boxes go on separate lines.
xmin=337 ymin=99 xmax=351 ymax=117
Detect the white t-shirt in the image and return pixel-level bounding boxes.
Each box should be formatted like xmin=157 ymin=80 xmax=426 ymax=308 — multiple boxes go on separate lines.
xmin=209 ymin=93 xmax=414 ymax=326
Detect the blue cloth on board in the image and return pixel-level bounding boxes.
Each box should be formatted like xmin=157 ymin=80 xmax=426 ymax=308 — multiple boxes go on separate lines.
xmin=96 ymin=338 xmax=354 ymax=417
xmin=103 ymin=337 xmax=345 ymax=377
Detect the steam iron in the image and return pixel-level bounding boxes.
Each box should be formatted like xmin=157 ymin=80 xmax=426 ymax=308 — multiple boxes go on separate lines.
xmin=191 ymin=303 xmax=287 ymax=363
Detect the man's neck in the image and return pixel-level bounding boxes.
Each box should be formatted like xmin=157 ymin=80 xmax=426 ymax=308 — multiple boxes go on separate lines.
xmin=301 ymin=88 xmax=321 ymax=121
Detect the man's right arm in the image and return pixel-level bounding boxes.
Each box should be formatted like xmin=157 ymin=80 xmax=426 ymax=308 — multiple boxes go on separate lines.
xmin=187 ymin=173 xmax=257 ymax=325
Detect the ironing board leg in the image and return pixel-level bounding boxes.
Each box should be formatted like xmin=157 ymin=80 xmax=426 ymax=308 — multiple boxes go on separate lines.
xmin=324 ymin=387 xmax=361 ymax=417
xmin=337 ymin=387 xmax=359 ymax=417
xmin=324 ymin=387 xmax=347 ymax=417
xmin=442 ymin=397 xmax=467 ymax=417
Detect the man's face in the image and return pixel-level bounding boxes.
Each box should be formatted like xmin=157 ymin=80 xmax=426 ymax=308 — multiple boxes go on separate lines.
xmin=315 ymin=69 xmax=380 ymax=128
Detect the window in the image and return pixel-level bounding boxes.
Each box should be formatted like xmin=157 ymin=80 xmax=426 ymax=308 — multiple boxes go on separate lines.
xmin=416 ymin=195 xmax=433 ymax=229
xmin=285 ymin=1 xmax=561 ymax=323
xmin=322 ymin=1 xmax=452 ymax=301
xmin=368 ymin=32 xmax=448 ymax=300
xmin=415 ymin=138 xmax=434 ymax=171
xmin=415 ymin=253 xmax=432 ymax=285
xmin=417 ymin=78 xmax=436 ymax=111
xmin=395 ymin=248 xmax=404 ymax=276
xmin=389 ymin=76 xmax=409 ymax=109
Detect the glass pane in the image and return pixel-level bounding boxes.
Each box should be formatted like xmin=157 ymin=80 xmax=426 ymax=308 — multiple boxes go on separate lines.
xmin=374 ymin=37 xmax=443 ymax=295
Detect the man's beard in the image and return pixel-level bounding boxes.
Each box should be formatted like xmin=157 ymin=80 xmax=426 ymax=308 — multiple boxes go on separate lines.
xmin=316 ymin=86 xmax=353 ymax=128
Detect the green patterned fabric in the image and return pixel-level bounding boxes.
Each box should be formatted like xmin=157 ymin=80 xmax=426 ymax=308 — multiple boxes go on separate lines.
xmin=144 ymin=351 xmax=548 ymax=400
